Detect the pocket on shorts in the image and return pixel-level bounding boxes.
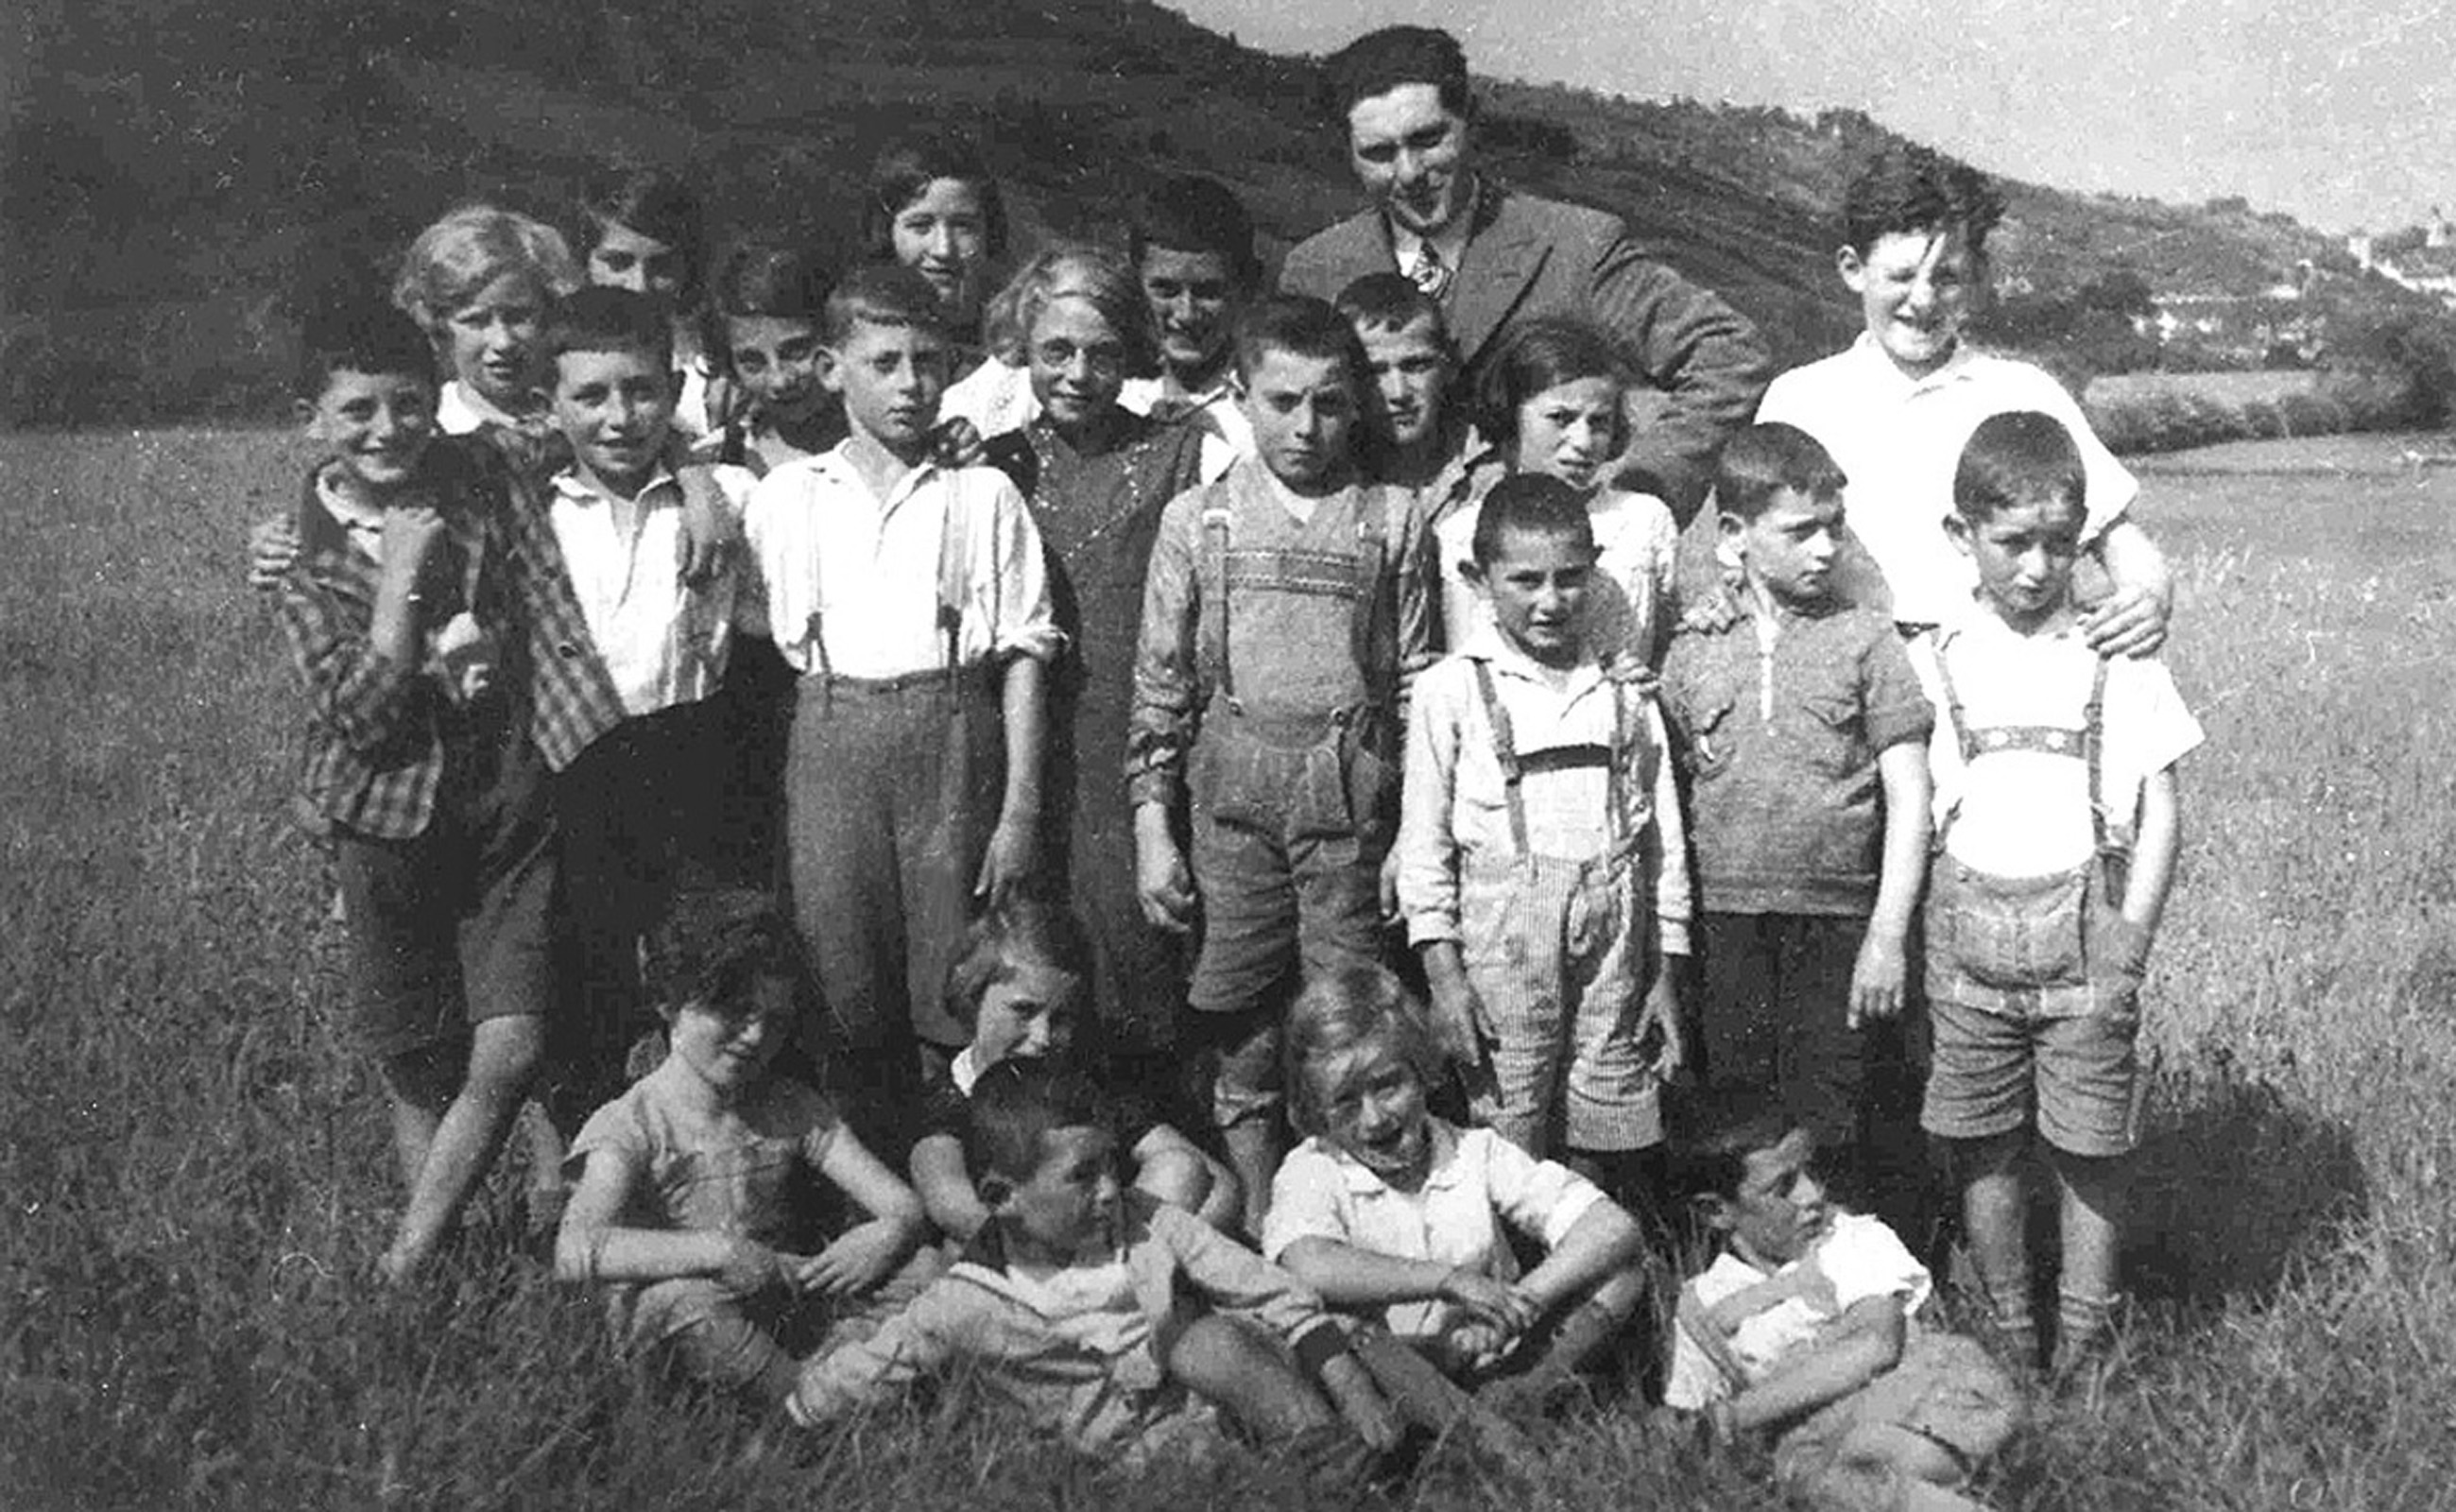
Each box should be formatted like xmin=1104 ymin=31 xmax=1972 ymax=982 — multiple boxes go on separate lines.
xmin=1940 ymin=863 xmax=2088 ymax=991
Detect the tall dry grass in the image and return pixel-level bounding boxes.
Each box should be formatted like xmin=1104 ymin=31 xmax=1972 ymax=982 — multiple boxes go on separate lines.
xmin=5 ymin=428 xmax=2455 ymax=1509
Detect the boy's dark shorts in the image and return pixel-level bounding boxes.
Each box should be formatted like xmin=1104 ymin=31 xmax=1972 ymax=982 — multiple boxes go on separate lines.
xmin=1920 ymin=996 xmax=2140 ymax=1158
xmin=334 ymin=723 xmax=556 ymax=1061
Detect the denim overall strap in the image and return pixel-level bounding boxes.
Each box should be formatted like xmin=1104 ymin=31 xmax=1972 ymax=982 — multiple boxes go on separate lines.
xmin=1197 ymin=501 xmax=1237 ymax=713
xmin=1470 ymin=657 xmax=1531 ymax=857
xmin=1348 ymin=490 xmax=1390 ymax=713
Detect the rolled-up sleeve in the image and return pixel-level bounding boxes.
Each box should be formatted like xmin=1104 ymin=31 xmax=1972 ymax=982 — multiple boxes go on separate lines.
xmin=984 ymin=475 xmax=1062 ymax=663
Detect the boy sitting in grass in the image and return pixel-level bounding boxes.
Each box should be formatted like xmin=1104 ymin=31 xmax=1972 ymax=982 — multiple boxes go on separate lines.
xmin=906 ymin=900 xmax=1239 ymax=1243
xmin=557 ymin=891 xmax=931 ymax=1412
xmin=790 ymin=1058 xmax=1401 ymax=1470
xmin=1663 ymin=1091 xmax=2019 ymax=1512
xmin=271 ymin=295 xmax=556 ymax=1283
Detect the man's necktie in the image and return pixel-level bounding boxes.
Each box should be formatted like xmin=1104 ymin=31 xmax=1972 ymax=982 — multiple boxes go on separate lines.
xmin=1407 ymin=240 xmax=1450 ymax=300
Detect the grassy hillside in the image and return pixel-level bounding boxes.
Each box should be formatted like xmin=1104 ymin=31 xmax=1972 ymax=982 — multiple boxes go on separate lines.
xmin=0 ymin=0 xmax=2415 ymax=425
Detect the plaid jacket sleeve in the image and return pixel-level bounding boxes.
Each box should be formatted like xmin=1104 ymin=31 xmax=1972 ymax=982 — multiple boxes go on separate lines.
xmin=273 ymin=558 xmax=421 ymax=757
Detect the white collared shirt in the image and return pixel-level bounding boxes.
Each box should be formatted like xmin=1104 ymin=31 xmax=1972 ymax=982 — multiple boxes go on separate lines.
xmin=1397 ymin=627 xmax=1692 ymax=952
xmin=1909 ymin=609 xmax=2202 ymax=878
xmin=1386 ymin=196 xmax=1477 ymax=293
xmin=1120 ymin=375 xmax=1247 ymax=482
xmin=742 ymin=443 xmax=1061 ymax=679
xmin=1663 ymin=1211 xmax=1930 ymax=1409
xmin=437 ymin=380 xmax=529 ymax=438
xmin=547 ymin=462 xmax=755 ymax=716
xmin=1757 ymin=335 xmax=2137 ymax=628
xmin=1262 ymin=1119 xmax=1603 ymax=1344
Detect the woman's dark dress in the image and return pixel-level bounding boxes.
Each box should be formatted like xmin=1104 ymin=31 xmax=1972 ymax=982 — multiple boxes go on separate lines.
xmin=988 ymin=411 xmax=1210 ymax=1058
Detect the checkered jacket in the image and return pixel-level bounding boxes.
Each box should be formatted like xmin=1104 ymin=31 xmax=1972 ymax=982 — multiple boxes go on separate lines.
xmin=273 ymin=447 xmax=523 ymax=839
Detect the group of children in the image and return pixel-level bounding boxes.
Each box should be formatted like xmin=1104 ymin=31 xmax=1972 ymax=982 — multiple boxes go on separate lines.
xmin=261 ymin=133 xmax=2200 ymax=1506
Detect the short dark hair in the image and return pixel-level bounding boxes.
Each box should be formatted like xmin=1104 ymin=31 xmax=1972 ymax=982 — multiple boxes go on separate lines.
xmin=861 ymin=132 xmax=1009 ymax=261
xmin=1128 ymin=176 xmax=1262 ymax=290
xmin=1840 ymin=143 xmax=2006 ymax=258
xmin=1230 ymin=294 xmax=1367 ymax=392
xmin=941 ymin=897 xmax=1096 ymax=1033
xmin=1321 ymin=26 xmax=1472 ymax=122
xmin=1475 ymin=316 xmax=1628 ymax=452
xmin=709 ymin=243 xmax=833 ymax=321
xmin=581 ymin=168 xmax=709 ymax=301
xmin=1334 ymin=272 xmax=1451 ymax=346
xmin=822 ymin=262 xmax=947 ymax=347
xmin=1953 ymin=409 xmax=2085 ymax=524
xmin=964 ymin=1057 xmax=1116 ymax=1188
xmin=1666 ymin=1086 xmax=1803 ymax=1205
xmin=1470 ymin=472 xmax=1596 ymax=568
xmin=1715 ymin=421 xmax=1848 ymax=522
xmin=642 ymin=890 xmax=806 ymax=1021
xmin=296 ymin=294 xmax=437 ymax=399
xmin=543 ymin=285 xmax=673 ymax=369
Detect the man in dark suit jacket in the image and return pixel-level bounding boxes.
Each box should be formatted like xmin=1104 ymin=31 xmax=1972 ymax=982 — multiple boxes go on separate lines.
xmin=1280 ymin=26 xmax=1769 ymax=522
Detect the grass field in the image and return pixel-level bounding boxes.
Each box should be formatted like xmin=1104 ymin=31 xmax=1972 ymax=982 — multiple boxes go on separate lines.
xmin=6 ymin=426 xmax=2456 ymax=1510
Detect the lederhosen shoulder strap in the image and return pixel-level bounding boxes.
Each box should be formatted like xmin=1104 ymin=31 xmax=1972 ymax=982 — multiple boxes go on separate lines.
xmin=1931 ymin=636 xmax=2111 ymax=855
xmin=936 ymin=471 xmax=975 ymax=674
xmin=1470 ymin=658 xmax=1529 ymax=857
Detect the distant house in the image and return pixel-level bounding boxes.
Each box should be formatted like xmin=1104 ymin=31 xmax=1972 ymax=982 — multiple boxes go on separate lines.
xmin=2351 ymin=214 xmax=2456 ymax=309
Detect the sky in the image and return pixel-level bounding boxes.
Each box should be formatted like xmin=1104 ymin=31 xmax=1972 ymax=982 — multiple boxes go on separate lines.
xmin=1165 ymin=0 xmax=2456 ymax=234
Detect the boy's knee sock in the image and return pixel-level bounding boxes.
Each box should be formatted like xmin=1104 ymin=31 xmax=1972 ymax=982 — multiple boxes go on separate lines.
xmin=2053 ymin=1288 xmax=2119 ymax=1367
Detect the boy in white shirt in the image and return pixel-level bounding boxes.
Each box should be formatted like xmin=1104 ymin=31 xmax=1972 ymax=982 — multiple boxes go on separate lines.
xmin=1757 ymin=143 xmax=2172 ymax=655
xmin=1909 ymin=411 xmax=2200 ymax=1382
xmin=522 ymin=288 xmax=758 ymax=1126
xmin=1396 ymin=473 xmax=1690 ymax=1201
xmin=743 ymin=264 xmax=1060 ymax=1137
xmin=1664 ymin=1091 xmax=2018 ymax=1512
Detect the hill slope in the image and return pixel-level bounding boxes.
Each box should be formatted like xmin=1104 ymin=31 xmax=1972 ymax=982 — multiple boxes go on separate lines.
xmin=0 ymin=0 xmax=2396 ymax=423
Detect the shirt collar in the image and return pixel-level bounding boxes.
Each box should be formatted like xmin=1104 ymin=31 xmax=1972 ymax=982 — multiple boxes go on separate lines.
xmin=1459 ymin=623 xmax=1606 ymax=695
xmin=1846 ymin=330 xmax=1982 ymax=396
xmin=549 ymin=460 xmax=679 ymax=507
xmin=1331 ymin=1120 xmax=1465 ymax=1196
xmin=821 ymin=438 xmax=943 ymax=511
xmin=949 ymin=1045 xmax=983 ymax=1096
xmin=1385 ymin=174 xmax=1484 ymax=275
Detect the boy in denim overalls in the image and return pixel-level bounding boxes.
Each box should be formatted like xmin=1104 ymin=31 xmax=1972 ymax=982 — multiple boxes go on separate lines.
xmin=1910 ymin=411 xmax=2201 ymax=1382
xmin=1395 ymin=473 xmax=1690 ymax=1211
xmin=1130 ymin=295 xmax=1434 ymax=1233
